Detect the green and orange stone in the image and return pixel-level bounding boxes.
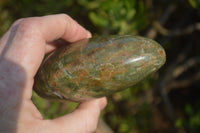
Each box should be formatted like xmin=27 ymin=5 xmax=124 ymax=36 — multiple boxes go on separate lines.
xmin=33 ymin=35 xmax=166 ymax=102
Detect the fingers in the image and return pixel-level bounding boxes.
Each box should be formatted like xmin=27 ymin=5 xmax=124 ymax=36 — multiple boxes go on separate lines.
xmin=38 ymin=14 xmax=91 ymax=43
xmin=1 ymin=14 xmax=91 ymax=79
xmin=45 ymin=97 xmax=107 ymax=133
xmin=32 ymin=14 xmax=92 ymax=53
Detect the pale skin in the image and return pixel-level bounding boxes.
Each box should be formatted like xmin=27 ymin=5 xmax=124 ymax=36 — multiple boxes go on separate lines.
xmin=0 ymin=14 xmax=107 ymax=133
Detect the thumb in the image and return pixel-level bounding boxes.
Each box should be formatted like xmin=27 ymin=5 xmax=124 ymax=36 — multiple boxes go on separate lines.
xmin=44 ymin=97 xmax=107 ymax=133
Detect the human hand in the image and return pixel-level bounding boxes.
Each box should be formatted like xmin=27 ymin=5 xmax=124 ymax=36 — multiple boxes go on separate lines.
xmin=0 ymin=14 xmax=107 ymax=133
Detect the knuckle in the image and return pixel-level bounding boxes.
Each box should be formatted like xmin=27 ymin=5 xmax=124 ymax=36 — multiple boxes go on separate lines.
xmin=58 ymin=13 xmax=72 ymax=24
xmin=59 ymin=13 xmax=70 ymax=18
xmin=65 ymin=22 xmax=81 ymax=42
xmin=18 ymin=18 xmax=37 ymax=30
xmin=61 ymin=14 xmax=83 ymax=40
xmin=12 ymin=18 xmax=24 ymax=27
xmin=69 ymin=23 xmax=79 ymax=36
xmin=16 ymin=18 xmax=40 ymax=36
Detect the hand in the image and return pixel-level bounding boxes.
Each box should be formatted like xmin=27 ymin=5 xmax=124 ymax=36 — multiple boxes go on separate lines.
xmin=0 ymin=14 xmax=107 ymax=133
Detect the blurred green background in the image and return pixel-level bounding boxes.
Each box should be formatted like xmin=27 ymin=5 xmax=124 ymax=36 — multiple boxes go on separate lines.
xmin=0 ymin=0 xmax=200 ymax=132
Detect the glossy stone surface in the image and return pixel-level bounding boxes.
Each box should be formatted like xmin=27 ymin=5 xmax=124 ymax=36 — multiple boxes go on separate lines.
xmin=33 ymin=35 xmax=166 ymax=102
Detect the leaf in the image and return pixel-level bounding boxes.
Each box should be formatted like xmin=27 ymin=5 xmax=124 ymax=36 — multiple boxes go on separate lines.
xmin=89 ymin=12 xmax=109 ymax=27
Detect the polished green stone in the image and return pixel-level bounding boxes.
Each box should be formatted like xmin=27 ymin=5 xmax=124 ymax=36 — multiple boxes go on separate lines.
xmin=33 ymin=35 xmax=166 ymax=102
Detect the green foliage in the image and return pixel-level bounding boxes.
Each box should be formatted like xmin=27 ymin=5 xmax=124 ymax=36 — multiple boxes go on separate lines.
xmin=188 ymin=0 xmax=200 ymax=8
xmin=0 ymin=0 xmax=147 ymax=36
xmin=103 ymin=75 xmax=155 ymax=132
xmin=0 ymin=0 xmax=75 ymax=36
xmin=86 ymin=0 xmax=148 ymax=35
xmin=0 ymin=1 xmax=13 ymax=36
xmin=175 ymin=103 xmax=200 ymax=133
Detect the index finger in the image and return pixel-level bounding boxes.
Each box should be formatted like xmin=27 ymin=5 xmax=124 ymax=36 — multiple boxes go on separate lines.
xmin=37 ymin=14 xmax=91 ymax=43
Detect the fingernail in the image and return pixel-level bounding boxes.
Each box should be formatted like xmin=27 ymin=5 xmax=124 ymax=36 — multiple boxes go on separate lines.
xmin=98 ymin=97 xmax=107 ymax=110
xmin=86 ymin=31 xmax=92 ymax=38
